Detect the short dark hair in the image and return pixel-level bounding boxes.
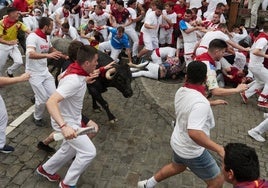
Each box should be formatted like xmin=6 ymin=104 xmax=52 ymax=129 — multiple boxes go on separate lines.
xmin=87 ymin=19 xmax=94 ymax=25
xmin=62 ymin=22 xmax=70 ymax=29
xmin=68 ymin=41 xmax=84 ymax=62
xmin=77 ymin=45 xmax=98 ymax=65
xmin=218 ymin=23 xmax=227 ymax=29
xmin=117 ymin=26 xmax=125 ymax=33
xmin=208 ymin=39 xmax=228 ymax=51
xmin=116 ymin=0 xmax=124 ymax=6
xmin=155 ymin=2 xmax=164 ymax=10
xmin=127 ymin=0 xmax=136 ymax=6
xmin=38 ymin=17 xmax=53 ymax=29
xmin=7 ymin=7 xmax=17 ymax=14
xmin=165 ymin=1 xmax=174 ymax=8
xmin=185 ymin=9 xmax=192 ymax=15
xmin=224 ymin=143 xmax=260 ymax=182
xmin=216 ymin=2 xmax=225 ymax=8
xmin=186 ymin=61 xmax=207 ymax=84
xmin=63 ymin=4 xmax=70 ymax=10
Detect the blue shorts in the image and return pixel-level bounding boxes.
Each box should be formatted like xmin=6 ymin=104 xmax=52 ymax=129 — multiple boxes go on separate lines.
xmin=173 ymin=149 xmax=220 ymax=180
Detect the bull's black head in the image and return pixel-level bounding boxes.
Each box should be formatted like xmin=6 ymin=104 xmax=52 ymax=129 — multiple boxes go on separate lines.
xmin=106 ymin=61 xmax=133 ymax=98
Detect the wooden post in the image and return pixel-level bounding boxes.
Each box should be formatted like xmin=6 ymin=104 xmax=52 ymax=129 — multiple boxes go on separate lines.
xmin=228 ymin=0 xmax=240 ymax=30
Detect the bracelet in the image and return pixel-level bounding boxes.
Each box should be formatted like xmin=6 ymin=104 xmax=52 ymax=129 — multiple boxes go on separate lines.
xmin=59 ymin=123 xmax=66 ymax=129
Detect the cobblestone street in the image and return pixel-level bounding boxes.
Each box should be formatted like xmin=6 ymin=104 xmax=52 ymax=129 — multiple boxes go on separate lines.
xmin=0 ymin=62 xmax=267 ymax=188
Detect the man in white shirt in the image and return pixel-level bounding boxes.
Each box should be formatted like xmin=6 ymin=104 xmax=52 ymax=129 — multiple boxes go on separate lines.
xmin=159 ymin=1 xmax=177 ymax=47
xmin=203 ymin=0 xmax=228 ymax=19
xmin=138 ymin=61 xmax=225 ymax=188
xmin=23 ymin=8 xmax=42 ymax=31
xmin=151 ymin=46 xmax=177 ymax=64
xmin=36 ymin=45 xmax=98 ymax=188
xmin=50 ymin=5 xmax=71 ymax=30
xmin=135 ymin=3 xmax=163 ymax=63
xmin=57 ymin=22 xmax=80 ymax=41
xmin=48 ymin=0 xmax=65 ymax=16
xmin=26 ymin=17 xmax=63 ymax=126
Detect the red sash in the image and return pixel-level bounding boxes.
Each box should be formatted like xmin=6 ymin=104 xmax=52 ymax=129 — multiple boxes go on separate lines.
xmin=155 ymin=48 xmax=161 ymax=57
xmin=2 ymin=17 xmax=17 ymax=30
xmin=195 ymin=52 xmax=216 ymax=67
xmin=254 ymin=32 xmax=268 ymax=42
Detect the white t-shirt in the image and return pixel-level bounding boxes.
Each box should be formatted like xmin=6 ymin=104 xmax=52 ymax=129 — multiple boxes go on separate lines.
xmin=154 ymin=47 xmax=177 ymax=58
xmin=204 ymin=0 xmax=227 ymax=18
xmin=231 ymin=28 xmax=248 ymax=44
xmin=48 ymin=0 xmax=64 ymax=15
xmin=79 ymin=0 xmax=92 ymax=17
xmin=89 ymin=12 xmax=110 ymax=26
xmin=25 ymin=33 xmax=51 ymax=74
xmin=126 ymin=7 xmax=137 ymax=29
xmin=23 ymin=16 xmax=39 ymax=31
xmin=171 ymin=87 xmax=215 ymax=159
xmin=59 ymin=26 xmax=80 ymax=41
xmin=50 ymin=7 xmax=70 ymax=21
xmin=161 ymin=10 xmax=176 ymax=30
xmin=180 ymin=20 xmax=197 ymax=43
xmin=206 ymin=12 xmax=226 ymax=23
xmin=186 ymin=0 xmax=202 ymax=8
xmin=199 ymin=30 xmax=229 ymax=48
xmin=52 ymin=74 xmax=87 ymax=131
xmin=249 ymin=38 xmax=268 ymax=67
xmin=141 ymin=11 xmax=162 ymax=37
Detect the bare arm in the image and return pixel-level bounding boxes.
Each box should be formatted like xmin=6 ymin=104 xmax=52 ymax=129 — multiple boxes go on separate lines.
xmin=188 ymin=129 xmax=224 ymax=158
xmin=46 ymin=92 xmax=76 ymax=139
xmin=227 ymin=40 xmax=249 ymax=52
xmin=0 ymin=73 xmax=30 ymax=87
xmin=211 ymin=84 xmax=248 ymax=96
xmin=252 ymin=48 xmax=268 ymax=58
xmin=27 ymin=47 xmax=63 ymax=59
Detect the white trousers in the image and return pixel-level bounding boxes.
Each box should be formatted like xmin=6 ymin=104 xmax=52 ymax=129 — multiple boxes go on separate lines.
xmin=125 ymin=27 xmax=139 ymax=56
xmin=29 ymin=72 xmax=56 ymax=120
xmin=69 ymin=13 xmax=80 ymax=29
xmin=262 ymin=0 xmax=268 ymax=10
xmin=98 ymin=41 xmax=121 ymax=61
xmin=253 ymin=117 xmax=268 ymax=134
xmin=131 ymin=62 xmax=159 ymax=79
xmin=245 ymin=0 xmax=262 ymax=28
xmin=245 ymin=65 xmax=268 ymax=101
xmin=43 ymin=135 xmax=96 ymax=185
xmin=0 ymin=44 xmax=23 ymax=75
xmin=0 ymin=95 xmax=8 ymax=148
xmin=159 ymin=28 xmax=173 ymax=45
xmin=99 ymin=28 xmax=108 ymax=41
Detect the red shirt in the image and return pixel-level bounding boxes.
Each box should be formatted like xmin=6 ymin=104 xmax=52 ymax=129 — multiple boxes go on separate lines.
xmin=173 ymin=4 xmax=186 ymax=29
xmin=224 ymin=67 xmax=243 ymax=85
xmin=12 ymin=0 xmax=29 ymax=12
xmin=235 ymin=179 xmax=268 ymax=188
xmin=111 ymin=8 xmax=130 ymax=24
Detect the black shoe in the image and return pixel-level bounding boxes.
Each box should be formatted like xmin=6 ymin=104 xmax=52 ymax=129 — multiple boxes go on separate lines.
xmin=37 ymin=141 xmax=56 ymax=153
xmin=30 ymin=96 xmax=35 ymax=104
xmin=6 ymin=71 xmax=14 ymax=78
xmin=0 ymin=145 xmax=14 ymax=153
xmin=33 ymin=118 xmax=45 ymax=127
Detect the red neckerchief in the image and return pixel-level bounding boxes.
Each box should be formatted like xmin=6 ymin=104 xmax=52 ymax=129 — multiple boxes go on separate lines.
xmin=62 ymin=61 xmax=89 ymax=78
xmin=184 ymin=83 xmax=206 ymax=96
xmin=155 ymin=48 xmax=160 ymax=57
xmin=2 ymin=16 xmax=17 ymax=30
xmin=96 ymin=10 xmax=104 ymax=16
xmin=63 ymin=9 xmax=69 ymax=17
xmin=35 ymin=29 xmax=47 ymax=41
xmin=254 ymin=32 xmax=268 ymax=42
xmin=195 ymin=52 xmax=216 ymax=67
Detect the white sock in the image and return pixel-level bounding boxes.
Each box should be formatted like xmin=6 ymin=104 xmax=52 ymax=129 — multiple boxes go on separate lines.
xmin=146 ymin=176 xmax=158 ymax=188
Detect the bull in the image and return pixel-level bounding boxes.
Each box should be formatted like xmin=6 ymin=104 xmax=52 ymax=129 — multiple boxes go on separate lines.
xmin=51 ymin=38 xmax=138 ymax=123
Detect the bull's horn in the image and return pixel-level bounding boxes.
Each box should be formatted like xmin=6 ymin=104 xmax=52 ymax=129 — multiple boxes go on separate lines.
xmin=105 ymin=67 xmax=116 ymax=80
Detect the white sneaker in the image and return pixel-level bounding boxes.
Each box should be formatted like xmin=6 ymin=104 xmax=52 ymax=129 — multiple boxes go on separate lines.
xmin=264 ymin=113 xmax=268 ymax=119
xmin=248 ymin=129 xmax=266 ymax=142
xmin=137 ymin=180 xmax=148 ymax=188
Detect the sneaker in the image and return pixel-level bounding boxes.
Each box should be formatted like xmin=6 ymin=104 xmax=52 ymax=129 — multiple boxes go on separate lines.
xmin=59 ymin=181 xmax=76 ymax=188
xmin=36 ymin=165 xmax=61 ymax=182
xmin=33 ymin=118 xmax=45 ymax=127
xmin=240 ymin=92 xmax=248 ymax=104
xmin=264 ymin=113 xmax=268 ymax=119
xmin=37 ymin=141 xmax=56 ymax=153
xmin=6 ymin=71 xmax=14 ymax=78
xmin=0 ymin=145 xmax=14 ymax=153
xmin=248 ymin=129 xmax=266 ymax=142
xmin=257 ymin=101 xmax=268 ymax=109
xmin=137 ymin=180 xmax=148 ymax=188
